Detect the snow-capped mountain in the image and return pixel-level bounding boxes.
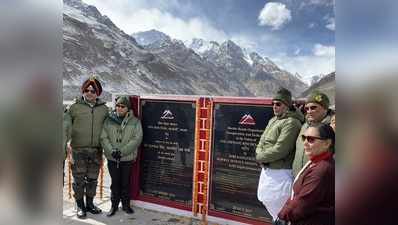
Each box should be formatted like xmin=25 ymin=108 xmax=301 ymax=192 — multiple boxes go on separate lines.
xmin=137 ymin=31 xmax=308 ymax=96
xmin=184 ymin=38 xmax=219 ymax=55
xmin=132 ymin=29 xmax=171 ymax=47
xmin=63 ymin=0 xmax=247 ymax=100
xmin=185 ymin=38 xmax=308 ymax=96
xmin=63 ymin=0 xmax=308 ymax=101
xmin=301 ymin=72 xmax=335 ymax=106
xmin=143 ymin=36 xmax=253 ymax=96
xmin=294 ymin=72 xmax=303 ymax=80
xmin=186 ymin=38 xmax=307 ymax=96
xmin=310 ymin=72 xmax=334 ymax=86
xmin=140 ymin=33 xmax=308 ymax=93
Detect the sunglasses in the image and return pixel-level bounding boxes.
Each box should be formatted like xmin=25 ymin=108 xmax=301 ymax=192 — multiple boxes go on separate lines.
xmin=304 ymin=105 xmax=318 ymax=111
xmin=301 ymin=134 xmax=324 ymax=143
xmin=116 ymin=104 xmax=126 ymax=109
xmin=272 ymin=102 xmax=282 ymax=107
xmin=84 ymin=89 xmax=96 ymax=94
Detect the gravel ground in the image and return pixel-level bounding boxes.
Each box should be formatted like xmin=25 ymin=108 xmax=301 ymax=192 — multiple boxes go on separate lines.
xmin=62 ymin=158 xmax=210 ymax=225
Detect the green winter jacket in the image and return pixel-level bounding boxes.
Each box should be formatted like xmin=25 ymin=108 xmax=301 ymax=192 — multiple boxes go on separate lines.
xmin=66 ymin=97 xmax=109 ymax=149
xmin=292 ymin=113 xmax=331 ymax=177
xmin=255 ymin=109 xmax=303 ymax=169
xmin=100 ymin=111 xmax=143 ymax=162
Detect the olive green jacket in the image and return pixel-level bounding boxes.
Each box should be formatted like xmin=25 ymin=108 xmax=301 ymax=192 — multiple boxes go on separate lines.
xmin=255 ymin=109 xmax=303 ymax=169
xmin=292 ymin=114 xmax=332 ymax=177
xmin=66 ymin=97 xmax=109 ymax=149
xmin=100 ymin=111 xmax=143 ymax=162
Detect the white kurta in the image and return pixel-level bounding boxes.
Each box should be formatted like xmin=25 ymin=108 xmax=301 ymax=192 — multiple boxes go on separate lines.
xmin=257 ymin=168 xmax=293 ymax=221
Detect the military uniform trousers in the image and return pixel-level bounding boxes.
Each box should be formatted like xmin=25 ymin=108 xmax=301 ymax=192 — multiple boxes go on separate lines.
xmin=71 ymin=148 xmax=102 ymax=200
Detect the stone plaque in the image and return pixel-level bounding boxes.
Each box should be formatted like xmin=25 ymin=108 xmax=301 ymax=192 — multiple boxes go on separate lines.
xmin=210 ymin=103 xmax=274 ymax=221
xmin=140 ymin=100 xmax=196 ymax=206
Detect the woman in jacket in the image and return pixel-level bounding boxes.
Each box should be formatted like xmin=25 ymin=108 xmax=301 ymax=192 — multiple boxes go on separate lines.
xmin=275 ymin=123 xmax=334 ymax=225
xmin=100 ymin=96 xmax=143 ymax=217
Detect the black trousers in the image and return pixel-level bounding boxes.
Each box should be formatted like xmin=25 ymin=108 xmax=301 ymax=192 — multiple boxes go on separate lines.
xmin=108 ymin=160 xmax=133 ymax=203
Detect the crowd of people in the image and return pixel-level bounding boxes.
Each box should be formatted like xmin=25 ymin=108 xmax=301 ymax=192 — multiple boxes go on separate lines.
xmin=63 ymin=77 xmax=334 ymax=224
xmin=256 ymin=88 xmax=335 ymax=225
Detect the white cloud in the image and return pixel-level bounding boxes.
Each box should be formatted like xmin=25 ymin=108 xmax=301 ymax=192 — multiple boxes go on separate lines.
xmin=81 ymin=0 xmax=227 ymax=42
xmin=325 ymin=17 xmax=335 ymax=31
xmin=258 ymin=2 xmax=292 ymax=30
xmin=313 ymin=43 xmax=335 ymax=57
xmin=308 ymin=22 xmax=316 ymax=29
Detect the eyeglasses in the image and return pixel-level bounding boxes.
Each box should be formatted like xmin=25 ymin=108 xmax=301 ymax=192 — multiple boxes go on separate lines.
xmin=84 ymin=89 xmax=96 ymax=94
xmin=304 ymin=105 xmax=318 ymax=112
xmin=301 ymin=134 xmax=324 ymax=143
xmin=272 ymin=102 xmax=282 ymax=107
xmin=116 ymin=104 xmax=126 ymax=109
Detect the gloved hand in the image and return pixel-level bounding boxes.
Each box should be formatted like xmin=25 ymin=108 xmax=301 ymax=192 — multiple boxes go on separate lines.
xmin=111 ymin=148 xmax=121 ymax=160
xmin=273 ymin=217 xmax=289 ymax=225
xmin=115 ymin=150 xmax=122 ymax=159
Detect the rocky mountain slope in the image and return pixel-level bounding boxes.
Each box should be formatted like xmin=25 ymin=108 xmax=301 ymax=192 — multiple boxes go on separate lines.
xmin=300 ymin=72 xmax=335 ymax=106
xmin=135 ymin=30 xmax=308 ymax=97
xmin=63 ymin=0 xmax=308 ymax=101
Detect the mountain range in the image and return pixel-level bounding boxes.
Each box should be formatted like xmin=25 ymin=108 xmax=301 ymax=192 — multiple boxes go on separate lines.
xmin=63 ymin=0 xmax=330 ymax=102
xmin=301 ymin=71 xmax=335 ymax=106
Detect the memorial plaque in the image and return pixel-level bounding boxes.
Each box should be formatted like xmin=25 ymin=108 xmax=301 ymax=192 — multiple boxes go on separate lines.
xmin=140 ymin=100 xmax=195 ymax=206
xmin=210 ymin=103 xmax=274 ymax=221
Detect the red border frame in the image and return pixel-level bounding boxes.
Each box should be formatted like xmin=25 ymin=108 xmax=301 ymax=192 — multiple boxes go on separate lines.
xmin=129 ymin=95 xmax=142 ymax=200
xmin=212 ymin=96 xmax=273 ymax=105
xmin=140 ymin=95 xmax=198 ymax=102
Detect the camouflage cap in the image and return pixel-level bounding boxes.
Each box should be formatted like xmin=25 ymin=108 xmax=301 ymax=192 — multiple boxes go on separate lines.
xmin=306 ymin=90 xmax=330 ymax=109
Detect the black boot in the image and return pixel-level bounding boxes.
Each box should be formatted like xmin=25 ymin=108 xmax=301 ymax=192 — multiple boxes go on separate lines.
xmin=86 ymin=196 xmax=102 ymax=214
xmin=122 ymin=200 xmax=134 ymax=214
xmin=107 ymin=200 xmax=119 ymax=217
xmin=76 ymin=199 xmax=87 ymax=219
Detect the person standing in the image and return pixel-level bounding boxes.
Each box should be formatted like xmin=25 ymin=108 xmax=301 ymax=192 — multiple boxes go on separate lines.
xmin=256 ymin=88 xmax=303 ymax=221
xmin=292 ymin=90 xmax=332 ymax=178
xmin=65 ymin=76 xmax=109 ymax=219
xmin=275 ymin=124 xmax=335 ymax=225
xmin=101 ymin=96 xmax=143 ymax=217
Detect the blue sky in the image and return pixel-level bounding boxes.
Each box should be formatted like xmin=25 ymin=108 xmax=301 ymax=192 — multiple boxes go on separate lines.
xmin=82 ymin=0 xmax=335 ymax=82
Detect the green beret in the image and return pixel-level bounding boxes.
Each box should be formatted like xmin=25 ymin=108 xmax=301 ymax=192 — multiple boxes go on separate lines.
xmin=306 ymin=90 xmax=330 ymax=109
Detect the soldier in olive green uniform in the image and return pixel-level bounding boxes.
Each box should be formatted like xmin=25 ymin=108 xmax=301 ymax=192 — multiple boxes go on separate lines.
xmin=65 ymin=77 xmax=109 ymax=219
xmin=292 ymin=90 xmax=332 ymax=178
